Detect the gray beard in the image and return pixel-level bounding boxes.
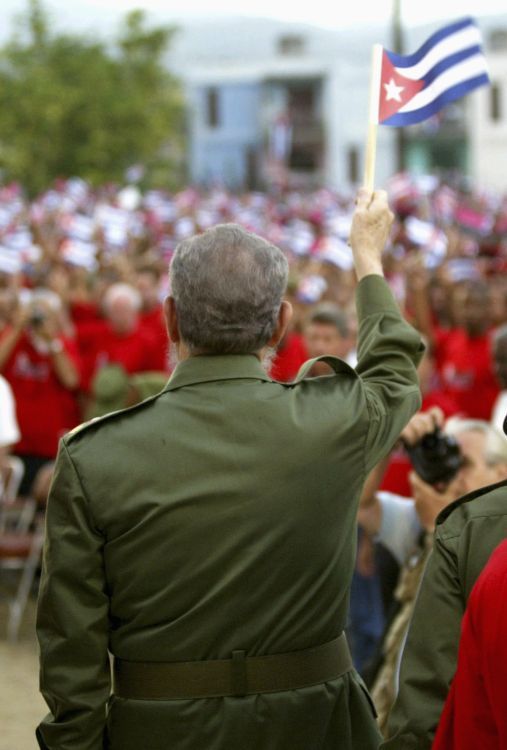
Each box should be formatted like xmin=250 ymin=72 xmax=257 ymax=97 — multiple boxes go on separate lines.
xmin=260 ymin=347 xmax=276 ymax=374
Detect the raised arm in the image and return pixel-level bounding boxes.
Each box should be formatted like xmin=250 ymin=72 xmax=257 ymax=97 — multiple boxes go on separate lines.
xmin=349 ymin=190 xmax=425 ymax=473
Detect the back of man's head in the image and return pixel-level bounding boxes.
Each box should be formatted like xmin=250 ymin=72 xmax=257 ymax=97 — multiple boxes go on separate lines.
xmin=170 ymin=224 xmax=288 ymax=355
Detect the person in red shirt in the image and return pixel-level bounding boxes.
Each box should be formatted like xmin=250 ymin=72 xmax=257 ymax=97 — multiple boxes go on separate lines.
xmin=0 ymin=291 xmax=81 ymax=494
xmin=432 ymin=538 xmax=507 ymax=750
xmin=407 ymin=270 xmax=499 ymax=421
xmin=79 ymin=283 xmax=164 ymax=392
xmin=136 ymin=267 xmax=170 ymax=373
xmin=433 ymin=281 xmax=499 ymax=420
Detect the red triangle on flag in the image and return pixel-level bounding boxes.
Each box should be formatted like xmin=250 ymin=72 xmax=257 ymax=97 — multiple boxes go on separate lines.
xmin=378 ymin=51 xmax=425 ymax=123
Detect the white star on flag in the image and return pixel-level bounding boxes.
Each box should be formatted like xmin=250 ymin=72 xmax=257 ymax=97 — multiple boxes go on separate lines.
xmin=384 ymin=78 xmax=404 ymax=102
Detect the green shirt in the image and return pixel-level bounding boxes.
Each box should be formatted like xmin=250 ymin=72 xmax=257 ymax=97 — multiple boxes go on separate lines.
xmin=36 ymin=275 xmax=423 ymax=750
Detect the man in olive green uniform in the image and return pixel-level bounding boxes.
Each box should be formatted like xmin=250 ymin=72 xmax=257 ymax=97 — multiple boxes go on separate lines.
xmin=382 ymin=476 xmax=507 ymax=749
xmin=36 ymin=189 xmax=423 ymax=750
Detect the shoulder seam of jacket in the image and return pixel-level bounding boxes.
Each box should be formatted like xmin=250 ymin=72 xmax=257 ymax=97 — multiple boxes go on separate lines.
xmin=61 ymin=439 xmax=104 ymax=534
xmin=65 ymin=390 xmax=165 ymax=442
xmin=437 ymin=509 xmax=507 ymax=542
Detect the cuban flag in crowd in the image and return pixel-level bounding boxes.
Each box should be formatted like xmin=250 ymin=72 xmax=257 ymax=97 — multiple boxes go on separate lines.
xmin=378 ymin=17 xmax=489 ymax=126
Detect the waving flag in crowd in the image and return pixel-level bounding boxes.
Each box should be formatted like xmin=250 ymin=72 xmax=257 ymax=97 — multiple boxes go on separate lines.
xmin=377 ymin=17 xmax=489 ymax=126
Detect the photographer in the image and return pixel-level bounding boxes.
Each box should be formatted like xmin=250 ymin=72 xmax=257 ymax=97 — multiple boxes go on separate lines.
xmin=358 ymin=409 xmax=507 ymax=733
xmin=0 ymin=290 xmax=80 ymax=496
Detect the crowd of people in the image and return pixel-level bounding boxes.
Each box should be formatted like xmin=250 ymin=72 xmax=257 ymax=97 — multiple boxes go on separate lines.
xmin=1 ymin=172 xmax=507 ymax=745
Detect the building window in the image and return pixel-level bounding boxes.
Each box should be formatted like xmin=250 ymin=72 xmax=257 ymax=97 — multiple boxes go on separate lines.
xmin=490 ymin=83 xmax=502 ymax=122
xmin=289 ymin=145 xmax=318 ymax=172
xmin=278 ymin=35 xmax=305 ymax=56
xmin=206 ymin=88 xmax=219 ymax=128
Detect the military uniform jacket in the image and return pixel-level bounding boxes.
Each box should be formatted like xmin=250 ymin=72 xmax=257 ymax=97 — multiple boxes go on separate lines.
xmin=383 ymin=478 xmax=507 ymax=749
xmin=36 ymin=275 xmax=423 ymax=750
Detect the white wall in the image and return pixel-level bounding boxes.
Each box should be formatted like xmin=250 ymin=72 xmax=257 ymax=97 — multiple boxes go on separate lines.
xmin=323 ymin=63 xmax=396 ymax=191
xmin=469 ymin=52 xmax=507 ymax=192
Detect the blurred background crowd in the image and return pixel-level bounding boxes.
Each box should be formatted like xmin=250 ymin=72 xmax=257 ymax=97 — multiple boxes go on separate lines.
xmin=1 ymin=172 xmax=507 ymax=666
xmin=2 ymin=171 xmax=507 ymax=479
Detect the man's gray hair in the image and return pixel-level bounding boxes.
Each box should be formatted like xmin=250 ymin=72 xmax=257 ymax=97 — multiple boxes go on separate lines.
xmin=170 ymin=224 xmax=289 ymax=354
xmin=445 ymin=418 xmax=507 ymax=466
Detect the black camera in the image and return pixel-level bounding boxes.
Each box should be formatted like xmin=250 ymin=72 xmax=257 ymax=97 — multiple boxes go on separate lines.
xmin=405 ymin=427 xmax=463 ymax=486
xmin=30 ymin=307 xmax=45 ymax=327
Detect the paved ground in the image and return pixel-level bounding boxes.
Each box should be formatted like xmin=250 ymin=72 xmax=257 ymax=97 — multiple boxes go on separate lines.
xmin=0 ymin=592 xmax=46 ymax=750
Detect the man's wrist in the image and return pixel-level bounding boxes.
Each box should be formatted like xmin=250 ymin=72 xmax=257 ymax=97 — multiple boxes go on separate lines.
xmin=354 ymin=257 xmax=384 ymax=281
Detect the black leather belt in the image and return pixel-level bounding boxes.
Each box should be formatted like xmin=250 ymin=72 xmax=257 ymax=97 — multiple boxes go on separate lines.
xmin=113 ymin=632 xmax=353 ymax=700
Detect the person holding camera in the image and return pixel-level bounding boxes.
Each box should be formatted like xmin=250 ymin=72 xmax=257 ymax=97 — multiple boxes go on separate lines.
xmin=358 ymin=409 xmax=507 ymax=734
xmin=0 ymin=289 xmax=80 ymax=495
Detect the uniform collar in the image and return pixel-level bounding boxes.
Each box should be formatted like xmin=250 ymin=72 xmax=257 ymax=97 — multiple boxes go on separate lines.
xmin=164 ymin=354 xmax=273 ymax=391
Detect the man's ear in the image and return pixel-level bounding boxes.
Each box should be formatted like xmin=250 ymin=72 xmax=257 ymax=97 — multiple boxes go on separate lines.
xmin=164 ymin=296 xmax=181 ymax=343
xmin=268 ymin=300 xmax=293 ymax=348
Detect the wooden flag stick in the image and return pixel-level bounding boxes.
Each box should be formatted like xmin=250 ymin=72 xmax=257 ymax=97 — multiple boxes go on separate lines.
xmin=364 ymin=44 xmax=384 ymax=193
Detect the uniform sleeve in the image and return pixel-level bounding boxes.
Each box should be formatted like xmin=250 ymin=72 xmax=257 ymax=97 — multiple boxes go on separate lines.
xmin=36 ymin=439 xmax=110 ymax=750
xmin=355 ymin=275 xmax=424 ymax=474
xmin=381 ymin=534 xmax=464 ymax=750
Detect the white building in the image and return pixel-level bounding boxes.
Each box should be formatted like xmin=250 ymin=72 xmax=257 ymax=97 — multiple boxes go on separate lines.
xmin=168 ymin=15 xmax=507 ymax=191
xmin=469 ymin=29 xmax=507 ymax=192
xmin=169 ymin=19 xmax=396 ymax=190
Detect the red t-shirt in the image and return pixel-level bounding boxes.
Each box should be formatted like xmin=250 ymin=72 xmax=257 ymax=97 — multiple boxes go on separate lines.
xmin=78 ymin=320 xmax=164 ymax=391
xmin=434 ymin=327 xmax=499 ymax=420
xmin=270 ymin=332 xmax=308 ymax=382
xmin=0 ymin=329 xmax=81 ymax=458
xmin=139 ymin=306 xmax=170 ymax=373
xmin=432 ymin=539 xmax=507 ymax=750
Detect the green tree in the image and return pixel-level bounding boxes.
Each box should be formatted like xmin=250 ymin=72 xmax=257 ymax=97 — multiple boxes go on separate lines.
xmin=0 ymin=0 xmax=186 ymax=194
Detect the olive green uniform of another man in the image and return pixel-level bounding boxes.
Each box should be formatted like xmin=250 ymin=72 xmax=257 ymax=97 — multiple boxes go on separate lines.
xmin=383 ymin=478 xmax=507 ymax=749
xmin=36 ymin=191 xmax=423 ymax=750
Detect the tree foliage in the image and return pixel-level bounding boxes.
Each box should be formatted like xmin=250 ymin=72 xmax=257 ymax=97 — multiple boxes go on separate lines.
xmin=0 ymin=0 xmax=186 ymax=194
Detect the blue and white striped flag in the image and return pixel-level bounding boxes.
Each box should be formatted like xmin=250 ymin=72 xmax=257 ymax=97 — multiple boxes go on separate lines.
xmin=377 ymin=17 xmax=490 ymax=126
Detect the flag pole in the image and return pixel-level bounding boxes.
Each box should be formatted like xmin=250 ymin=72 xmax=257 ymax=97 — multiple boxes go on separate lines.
xmin=364 ymin=44 xmax=384 ymax=192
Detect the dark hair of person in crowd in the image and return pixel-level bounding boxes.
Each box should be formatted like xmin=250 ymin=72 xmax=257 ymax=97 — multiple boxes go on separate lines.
xmin=452 ymin=279 xmax=491 ymax=338
xmin=307 ymin=304 xmax=350 ymax=339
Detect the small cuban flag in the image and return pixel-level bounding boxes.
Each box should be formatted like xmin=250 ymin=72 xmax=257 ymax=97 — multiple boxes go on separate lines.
xmin=377 ymin=17 xmax=489 ymax=126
